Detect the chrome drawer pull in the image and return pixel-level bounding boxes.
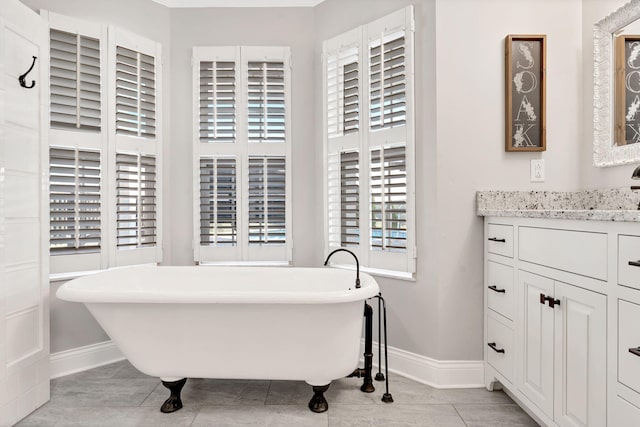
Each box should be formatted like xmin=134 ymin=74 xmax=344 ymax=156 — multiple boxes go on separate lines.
xmin=488 ymin=285 xmax=506 ymax=293
xmin=487 ymin=342 xmax=505 ymax=354
xmin=630 ymin=347 xmax=640 ymax=357
xmin=629 ymin=260 xmax=640 ymax=268
xmin=488 ymin=237 xmax=506 ymax=243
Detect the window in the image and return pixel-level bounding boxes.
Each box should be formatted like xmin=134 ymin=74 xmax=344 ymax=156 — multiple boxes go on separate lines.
xmin=46 ymin=12 xmax=162 ymax=274
xmin=323 ymin=6 xmax=415 ymax=277
xmin=193 ymin=46 xmax=292 ymax=264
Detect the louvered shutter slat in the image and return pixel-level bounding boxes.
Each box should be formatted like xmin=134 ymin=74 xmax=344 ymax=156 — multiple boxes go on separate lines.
xmin=116 ymin=46 xmax=156 ymax=138
xmin=200 ymin=60 xmax=236 ymax=143
xmin=247 ymin=62 xmax=286 ymax=144
xmin=50 ymin=29 xmax=101 ymax=132
xmin=340 ymin=151 xmax=359 ymax=247
xmin=199 ymin=157 xmax=237 ymax=245
xmin=248 ymin=157 xmax=286 ymax=244
xmin=370 ymin=32 xmax=406 ymax=130
xmin=49 ymin=147 xmax=102 ymax=255
xmin=370 ymin=146 xmax=406 ymax=252
xmin=116 ymin=154 xmax=157 ymax=249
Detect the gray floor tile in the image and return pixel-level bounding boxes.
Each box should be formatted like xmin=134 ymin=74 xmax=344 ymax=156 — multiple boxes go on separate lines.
xmin=18 ymin=406 xmax=197 ymax=427
xmin=454 ymin=403 xmax=541 ymax=426
xmin=18 ymin=360 xmax=538 ymax=426
xmin=50 ymin=377 xmax=160 ymax=408
xmin=328 ymin=404 xmax=466 ymax=427
xmin=192 ymin=405 xmax=328 ymax=427
xmin=141 ymin=378 xmax=270 ymax=408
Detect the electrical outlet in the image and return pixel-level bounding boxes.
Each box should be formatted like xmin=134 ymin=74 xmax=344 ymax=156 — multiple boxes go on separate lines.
xmin=531 ymin=159 xmax=545 ymax=182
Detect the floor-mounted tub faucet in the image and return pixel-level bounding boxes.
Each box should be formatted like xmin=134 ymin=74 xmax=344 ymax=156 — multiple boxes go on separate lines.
xmin=324 ymin=248 xmax=360 ymax=289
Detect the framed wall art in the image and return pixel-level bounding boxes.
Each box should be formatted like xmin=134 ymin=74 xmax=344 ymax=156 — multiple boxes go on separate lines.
xmin=505 ymin=34 xmax=546 ymax=152
xmin=615 ymin=34 xmax=640 ymax=146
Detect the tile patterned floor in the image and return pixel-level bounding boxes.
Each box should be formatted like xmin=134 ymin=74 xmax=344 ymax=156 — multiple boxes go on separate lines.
xmin=17 ymin=360 xmax=539 ymax=426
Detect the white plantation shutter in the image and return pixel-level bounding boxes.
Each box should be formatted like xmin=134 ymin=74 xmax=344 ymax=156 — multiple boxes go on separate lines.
xmin=200 ymin=61 xmax=236 ymax=143
xmin=194 ymin=46 xmax=291 ymax=264
xmin=248 ymin=156 xmax=286 ymax=245
xmin=116 ymin=153 xmax=156 ymax=248
xmin=369 ymin=31 xmax=406 ymax=130
xmin=247 ymin=61 xmax=286 ymax=143
xmin=324 ymin=6 xmax=415 ymax=277
xmin=49 ymin=147 xmax=101 ymax=254
xmin=340 ymin=151 xmax=360 ymax=247
xmin=370 ymin=146 xmax=406 ymax=251
xmin=111 ymin=29 xmax=163 ymax=267
xmin=200 ymin=157 xmax=237 ymax=245
xmin=50 ymin=29 xmax=101 ymax=131
xmin=115 ymin=46 xmax=156 ymax=137
xmin=327 ymin=43 xmax=359 ymax=138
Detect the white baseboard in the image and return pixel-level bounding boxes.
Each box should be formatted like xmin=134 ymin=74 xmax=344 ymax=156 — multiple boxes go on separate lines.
xmin=363 ymin=340 xmax=484 ymax=389
xmin=49 ymin=339 xmax=482 ymax=388
xmin=50 ymin=341 xmax=125 ymax=379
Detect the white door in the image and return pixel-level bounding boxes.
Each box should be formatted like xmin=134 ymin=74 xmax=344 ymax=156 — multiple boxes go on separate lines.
xmin=553 ymin=282 xmax=606 ymax=427
xmin=0 ymin=1 xmax=49 ymax=425
xmin=518 ymin=270 xmax=554 ymax=418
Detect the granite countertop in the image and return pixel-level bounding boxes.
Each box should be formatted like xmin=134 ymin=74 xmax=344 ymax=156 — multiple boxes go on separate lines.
xmin=476 ymin=188 xmax=640 ymax=222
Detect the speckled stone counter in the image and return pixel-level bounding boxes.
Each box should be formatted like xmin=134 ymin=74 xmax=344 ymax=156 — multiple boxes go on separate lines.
xmin=476 ymin=188 xmax=640 ymax=222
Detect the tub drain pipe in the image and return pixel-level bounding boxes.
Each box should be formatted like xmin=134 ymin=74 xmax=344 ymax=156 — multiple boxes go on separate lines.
xmin=375 ymin=293 xmax=393 ymax=403
xmin=348 ymin=302 xmax=375 ymax=393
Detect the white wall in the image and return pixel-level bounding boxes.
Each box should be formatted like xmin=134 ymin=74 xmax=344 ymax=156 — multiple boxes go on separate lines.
xmin=434 ymin=0 xmax=583 ymax=359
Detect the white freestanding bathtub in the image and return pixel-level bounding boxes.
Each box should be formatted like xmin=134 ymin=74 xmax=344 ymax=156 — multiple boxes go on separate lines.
xmin=57 ymin=265 xmax=379 ymax=412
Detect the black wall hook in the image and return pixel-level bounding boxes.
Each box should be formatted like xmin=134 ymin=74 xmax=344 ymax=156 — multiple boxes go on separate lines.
xmin=19 ymin=56 xmax=37 ymax=89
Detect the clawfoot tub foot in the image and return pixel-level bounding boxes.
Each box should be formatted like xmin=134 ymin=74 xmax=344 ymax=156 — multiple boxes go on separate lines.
xmin=308 ymin=384 xmax=330 ymax=413
xmin=160 ymin=378 xmax=187 ymax=413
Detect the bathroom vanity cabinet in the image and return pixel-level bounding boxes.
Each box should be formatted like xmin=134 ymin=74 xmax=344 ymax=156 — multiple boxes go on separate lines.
xmin=483 ymin=216 xmax=640 ymax=427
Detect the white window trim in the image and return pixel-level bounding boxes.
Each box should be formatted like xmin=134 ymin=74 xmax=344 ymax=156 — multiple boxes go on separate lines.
xmin=108 ymin=26 xmax=163 ymax=268
xmin=323 ymin=6 xmax=416 ymax=279
xmin=193 ymin=46 xmax=292 ymax=265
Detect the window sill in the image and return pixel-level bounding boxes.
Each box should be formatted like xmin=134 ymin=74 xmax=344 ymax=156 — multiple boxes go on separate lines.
xmin=49 ymin=269 xmax=104 ymax=283
xmin=328 ymin=263 xmax=415 ymax=282
xmin=198 ymin=261 xmax=292 ymax=267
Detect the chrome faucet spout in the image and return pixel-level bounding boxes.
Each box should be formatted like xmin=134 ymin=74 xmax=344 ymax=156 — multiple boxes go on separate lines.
xmin=324 ymin=248 xmax=360 ymax=288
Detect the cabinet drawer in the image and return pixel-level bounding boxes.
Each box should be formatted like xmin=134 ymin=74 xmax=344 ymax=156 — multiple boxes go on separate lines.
xmin=618 ymin=299 xmax=640 ymax=394
xmin=487 ymin=314 xmax=513 ymax=383
xmin=619 ymin=235 xmax=640 ymax=291
xmin=487 ymin=224 xmax=513 ymax=258
xmin=487 ymin=261 xmax=514 ymax=320
xmin=519 ymin=227 xmax=607 ymax=280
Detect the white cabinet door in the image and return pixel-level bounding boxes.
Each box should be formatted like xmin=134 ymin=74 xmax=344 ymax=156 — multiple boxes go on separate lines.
xmin=553 ymin=282 xmax=606 ymax=427
xmin=0 ymin=1 xmax=49 ymax=425
xmin=518 ymin=270 xmax=555 ymax=418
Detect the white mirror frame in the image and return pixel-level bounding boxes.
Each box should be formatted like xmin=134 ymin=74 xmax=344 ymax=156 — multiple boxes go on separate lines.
xmin=594 ymin=0 xmax=640 ymax=167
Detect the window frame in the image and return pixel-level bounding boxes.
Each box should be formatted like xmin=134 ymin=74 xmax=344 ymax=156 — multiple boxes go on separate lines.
xmin=192 ymin=46 xmax=292 ymax=265
xmin=322 ymin=6 xmax=416 ymax=279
